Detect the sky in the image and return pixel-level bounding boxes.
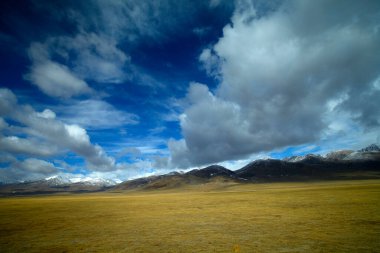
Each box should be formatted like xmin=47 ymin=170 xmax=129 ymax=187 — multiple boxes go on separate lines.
xmin=0 ymin=0 xmax=380 ymax=183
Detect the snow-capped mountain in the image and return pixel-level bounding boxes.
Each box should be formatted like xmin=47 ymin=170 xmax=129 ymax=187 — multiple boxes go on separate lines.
xmin=340 ymin=144 xmax=380 ymax=161
xmin=359 ymin=144 xmax=380 ymax=152
xmin=284 ymin=154 xmax=324 ymax=163
xmin=287 ymin=144 xmax=380 ymax=162
xmin=44 ymin=175 xmax=119 ymax=186
xmin=1 ymin=143 xmax=379 ymax=195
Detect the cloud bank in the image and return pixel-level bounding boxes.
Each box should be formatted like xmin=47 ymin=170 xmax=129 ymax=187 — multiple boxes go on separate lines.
xmin=169 ymin=0 xmax=380 ymax=168
xmin=0 ymin=88 xmax=118 ymax=181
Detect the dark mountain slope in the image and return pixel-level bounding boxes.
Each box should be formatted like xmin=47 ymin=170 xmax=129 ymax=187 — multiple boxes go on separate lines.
xmin=236 ymin=154 xmax=380 ymax=181
xmin=113 ymin=165 xmax=241 ymax=191
xmin=187 ymin=165 xmax=237 ymax=178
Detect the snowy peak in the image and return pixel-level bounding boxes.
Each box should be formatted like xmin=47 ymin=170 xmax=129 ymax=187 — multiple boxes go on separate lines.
xmin=359 ymin=144 xmax=380 ymax=152
xmin=44 ymin=175 xmax=118 ymax=186
xmin=70 ymin=177 xmax=118 ymax=186
xmin=284 ymin=156 xmax=306 ymax=163
xmin=287 ymin=144 xmax=380 ymax=162
xmin=2 ymin=143 xmax=380 ymax=196
xmin=44 ymin=175 xmax=71 ymax=185
xmin=284 ymin=154 xmax=324 ymax=163
xmin=340 ymin=144 xmax=380 ymax=161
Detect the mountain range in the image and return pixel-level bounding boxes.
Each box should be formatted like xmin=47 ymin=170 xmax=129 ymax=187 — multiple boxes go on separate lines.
xmin=1 ymin=144 xmax=380 ymax=195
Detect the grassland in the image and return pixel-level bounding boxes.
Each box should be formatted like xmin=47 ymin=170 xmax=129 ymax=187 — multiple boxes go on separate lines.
xmin=1 ymin=180 xmax=380 ymax=252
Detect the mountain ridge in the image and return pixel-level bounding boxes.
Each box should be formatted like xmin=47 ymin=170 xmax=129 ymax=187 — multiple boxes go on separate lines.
xmin=1 ymin=144 xmax=380 ymax=195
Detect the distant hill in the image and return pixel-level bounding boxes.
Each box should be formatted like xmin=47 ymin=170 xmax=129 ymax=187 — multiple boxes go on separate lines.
xmin=236 ymin=155 xmax=380 ymax=181
xmin=186 ymin=165 xmax=238 ymax=179
xmin=1 ymin=144 xmax=380 ymax=195
xmin=114 ymin=144 xmax=380 ymax=191
xmin=113 ymin=165 xmax=242 ymax=191
xmin=0 ymin=176 xmax=115 ymax=196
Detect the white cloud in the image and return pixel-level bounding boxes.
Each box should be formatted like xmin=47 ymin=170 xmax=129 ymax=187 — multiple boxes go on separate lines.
xmin=0 ymin=136 xmax=59 ymax=157
xmin=0 ymin=88 xmax=117 ymax=172
xmin=26 ymin=31 xmax=129 ymax=98
xmin=0 ymin=88 xmax=17 ymax=115
xmin=209 ymin=0 xmax=222 ymax=8
xmin=162 ymin=112 xmax=180 ymax=122
xmin=24 ymin=0 xmax=235 ymax=89
xmin=149 ymin=126 xmax=166 ymax=135
xmin=57 ymin=99 xmax=139 ymax=129
xmin=26 ymin=0 xmax=221 ymax=92
xmin=218 ymin=152 xmax=271 ymax=171
xmin=0 ymin=117 xmax=8 ymax=130
xmin=169 ymin=83 xmax=272 ymax=166
xmin=170 ymin=0 xmax=380 ymax=168
xmin=64 ymin=124 xmax=90 ymax=144
xmin=0 ymin=158 xmax=60 ymax=183
xmin=193 ymin=26 xmax=212 ymax=37
xmin=168 ymin=138 xmax=191 ymax=168
xmin=117 ymin=147 xmax=142 ymax=158
xmin=199 ymin=48 xmax=221 ymax=78
xmin=36 ymin=109 xmax=56 ymax=119
xmin=0 ymin=153 xmax=17 ymax=163
xmin=52 ymin=33 xmax=130 ymax=84
xmin=26 ymin=60 xmax=93 ymax=98
xmin=88 ymin=1 xmax=219 ymax=42
xmin=17 ymin=158 xmax=58 ymax=174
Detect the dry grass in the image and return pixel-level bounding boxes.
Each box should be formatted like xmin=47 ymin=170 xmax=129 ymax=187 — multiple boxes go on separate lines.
xmin=1 ymin=180 xmax=380 ymax=252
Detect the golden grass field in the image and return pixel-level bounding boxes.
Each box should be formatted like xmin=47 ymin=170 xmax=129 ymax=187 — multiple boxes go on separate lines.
xmin=1 ymin=180 xmax=380 ymax=252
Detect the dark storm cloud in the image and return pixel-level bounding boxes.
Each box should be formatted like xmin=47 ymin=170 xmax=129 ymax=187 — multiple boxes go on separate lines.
xmin=169 ymin=0 xmax=380 ymax=167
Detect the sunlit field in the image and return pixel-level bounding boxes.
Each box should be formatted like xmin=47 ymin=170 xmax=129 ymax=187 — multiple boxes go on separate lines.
xmin=1 ymin=180 xmax=380 ymax=252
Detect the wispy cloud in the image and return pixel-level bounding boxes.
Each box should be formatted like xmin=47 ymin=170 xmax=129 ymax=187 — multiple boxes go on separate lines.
xmin=56 ymin=99 xmax=139 ymax=129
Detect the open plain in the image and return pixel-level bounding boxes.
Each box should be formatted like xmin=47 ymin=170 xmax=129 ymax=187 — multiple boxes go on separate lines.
xmin=1 ymin=179 xmax=380 ymax=253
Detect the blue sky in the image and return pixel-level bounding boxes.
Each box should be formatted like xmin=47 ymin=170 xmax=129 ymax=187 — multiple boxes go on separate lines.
xmin=1 ymin=0 xmax=380 ymax=183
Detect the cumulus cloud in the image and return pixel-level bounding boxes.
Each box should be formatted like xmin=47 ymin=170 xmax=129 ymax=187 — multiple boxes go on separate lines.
xmin=25 ymin=0 xmax=230 ymax=94
xmin=26 ymin=27 xmax=129 ymax=98
xmin=16 ymin=158 xmax=58 ymax=174
xmin=36 ymin=109 xmax=56 ymax=119
xmin=26 ymin=32 xmax=131 ymax=97
xmin=170 ymin=83 xmax=279 ymax=166
xmin=170 ymin=0 xmax=380 ymax=168
xmin=57 ymin=99 xmax=139 ymax=129
xmin=0 ymin=158 xmax=59 ymax=183
xmin=27 ymin=60 xmax=93 ymax=98
xmin=0 ymin=88 xmax=17 ymax=115
xmin=0 ymin=117 xmax=7 ymax=130
xmin=0 ymin=136 xmax=59 ymax=157
xmin=0 ymin=88 xmax=117 ymax=172
xmin=199 ymin=48 xmax=221 ymax=78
